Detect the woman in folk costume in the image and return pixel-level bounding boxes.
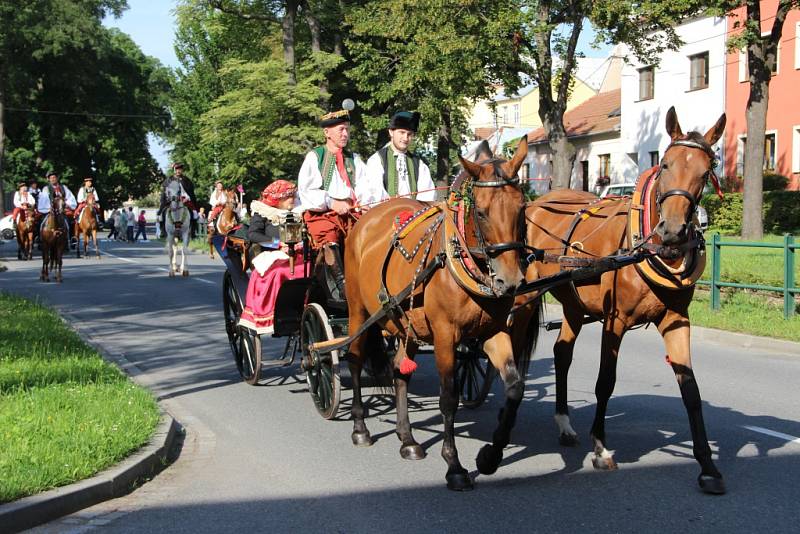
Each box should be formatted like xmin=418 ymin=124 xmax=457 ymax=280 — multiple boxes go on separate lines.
xmin=207 ymin=180 xmax=228 ymax=229
xmin=238 ymin=180 xmax=305 ymax=335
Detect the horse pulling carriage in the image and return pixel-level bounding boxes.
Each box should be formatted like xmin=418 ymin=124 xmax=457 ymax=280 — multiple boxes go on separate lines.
xmin=215 ymin=212 xmax=498 ymax=419
xmin=214 ymin=108 xmax=727 ymax=493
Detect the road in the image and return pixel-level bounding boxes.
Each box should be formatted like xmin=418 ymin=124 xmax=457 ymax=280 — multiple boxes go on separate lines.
xmin=2 ymin=239 xmax=799 ymax=533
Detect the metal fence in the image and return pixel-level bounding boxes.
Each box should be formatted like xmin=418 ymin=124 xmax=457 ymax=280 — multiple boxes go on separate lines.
xmin=697 ymin=234 xmax=798 ymax=319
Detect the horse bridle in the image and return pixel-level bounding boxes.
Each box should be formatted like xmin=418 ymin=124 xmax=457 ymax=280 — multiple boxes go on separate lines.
xmin=655 ymin=138 xmax=717 ymax=223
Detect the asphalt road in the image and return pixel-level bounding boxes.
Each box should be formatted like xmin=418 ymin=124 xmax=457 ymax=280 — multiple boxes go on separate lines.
xmin=2 ymin=238 xmax=799 ymax=533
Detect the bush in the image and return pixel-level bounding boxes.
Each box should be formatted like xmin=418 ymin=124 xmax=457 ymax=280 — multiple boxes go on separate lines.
xmin=701 ymin=191 xmax=800 ymax=235
xmin=763 ymin=173 xmax=789 ymax=191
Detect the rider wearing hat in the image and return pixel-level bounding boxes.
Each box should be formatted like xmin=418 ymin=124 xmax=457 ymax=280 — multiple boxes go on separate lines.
xmin=27 ymin=178 xmax=42 ymax=205
xmin=159 ymin=163 xmax=197 ymax=235
xmin=297 ymin=106 xmax=370 ymax=297
xmin=12 ymin=182 xmax=36 ymax=223
xmin=37 ymin=171 xmax=77 ymax=245
xmin=362 ymin=111 xmax=436 ymax=203
xmin=76 ymin=176 xmax=102 ymax=226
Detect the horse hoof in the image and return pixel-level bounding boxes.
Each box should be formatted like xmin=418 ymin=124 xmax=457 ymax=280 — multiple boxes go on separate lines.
xmin=591 ymin=454 xmax=618 ymax=471
xmin=351 ymin=431 xmax=373 ymax=447
xmin=182 ymin=270 xmax=189 ymax=277
xmin=445 ymin=471 xmax=474 ymax=491
xmin=698 ymin=474 xmax=726 ymax=495
xmin=400 ymin=444 xmax=426 ymax=460
xmin=476 ymin=444 xmax=503 ymax=475
xmin=559 ymin=433 xmax=579 ymax=447
xmin=168 ymin=271 xmax=175 ymax=277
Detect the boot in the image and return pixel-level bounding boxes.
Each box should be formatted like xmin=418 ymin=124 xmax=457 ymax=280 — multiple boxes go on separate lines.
xmin=323 ymin=243 xmax=346 ymax=301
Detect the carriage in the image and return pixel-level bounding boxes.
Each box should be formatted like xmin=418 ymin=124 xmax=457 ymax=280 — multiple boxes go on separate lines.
xmin=214 ymin=215 xmax=497 ymax=420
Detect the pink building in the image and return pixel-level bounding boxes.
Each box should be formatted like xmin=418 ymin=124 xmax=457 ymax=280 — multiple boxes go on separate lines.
xmin=725 ymin=1 xmax=800 ymax=190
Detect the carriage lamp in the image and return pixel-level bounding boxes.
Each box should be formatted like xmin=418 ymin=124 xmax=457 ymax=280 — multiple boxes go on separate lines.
xmin=280 ymin=212 xmax=304 ymax=274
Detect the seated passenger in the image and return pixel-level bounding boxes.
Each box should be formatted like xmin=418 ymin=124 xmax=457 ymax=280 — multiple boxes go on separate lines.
xmin=239 ymin=180 xmax=305 ymax=335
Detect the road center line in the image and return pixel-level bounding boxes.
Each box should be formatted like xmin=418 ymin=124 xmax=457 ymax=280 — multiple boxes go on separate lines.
xmin=103 ymin=249 xmax=218 ymax=285
xmin=742 ymin=425 xmax=800 ymax=445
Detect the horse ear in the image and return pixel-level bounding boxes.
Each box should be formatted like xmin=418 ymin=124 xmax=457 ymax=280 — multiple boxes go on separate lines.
xmin=474 ymin=140 xmax=493 ymax=162
xmin=506 ymin=135 xmax=528 ymax=176
xmin=704 ymin=113 xmax=726 ymax=147
xmin=665 ymin=106 xmax=683 ymax=140
xmin=459 ymin=155 xmax=484 ymax=178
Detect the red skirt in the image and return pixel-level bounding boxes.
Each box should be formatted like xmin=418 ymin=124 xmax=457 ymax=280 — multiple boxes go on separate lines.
xmin=238 ymin=259 xmax=301 ymax=335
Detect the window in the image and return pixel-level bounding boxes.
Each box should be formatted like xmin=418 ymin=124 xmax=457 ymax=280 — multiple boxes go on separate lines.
xmin=638 ymin=66 xmax=654 ymax=100
xmin=764 ymin=132 xmax=776 ymax=171
xmin=796 ymin=23 xmax=800 ymax=69
xmin=792 ymin=127 xmax=800 ymax=173
xmin=512 ymin=104 xmax=520 ymax=125
xmin=737 ymin=135 xmax=746 ymax=176
xmin=599 ymin=154 xmax=611 ymax=178
xmin=649 ymin=151 xmax=660 ymax=167
xmin=500 ymin=106 xmax=508 ymax=124
xmin=738 ymin=36 xmax=781 ymax=82
xmin=627 ymin=152 xmax=639 ymax=166
xmin=689 ymin=52 xmax=709 ymax=90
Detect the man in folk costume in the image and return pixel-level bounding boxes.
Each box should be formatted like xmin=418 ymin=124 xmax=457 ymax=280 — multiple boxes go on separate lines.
xmin=297 ymin=107 xmax=369 ymax=298
xmin=75 ymin=176 xmax=102 ymax=227
xmin=37 ymin=172 xmax=77 ymax=245
xmin=362 ymin=111 xmax=436 ymax=204
xmin=159 ymin=163 xmax=197 ymax=235
xmin=12 ymin=182 xmax=37 ymax=223
xmin=27 ymin=178 xmax=42 ymax=206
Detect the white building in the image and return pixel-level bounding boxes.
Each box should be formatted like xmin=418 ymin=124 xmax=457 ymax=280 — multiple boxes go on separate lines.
xmin=619 ymin=15 xmax=727 ymax=182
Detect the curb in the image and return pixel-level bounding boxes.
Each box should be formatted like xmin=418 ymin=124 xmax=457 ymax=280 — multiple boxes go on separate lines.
xmin=0 ymin=415 xmax=180 ymax=534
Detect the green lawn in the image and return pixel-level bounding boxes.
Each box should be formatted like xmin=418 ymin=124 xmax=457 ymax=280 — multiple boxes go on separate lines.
xmin=0 ymin=293 xmax=160 ymax=503
xmin=701 ymin=233 xmax=799 ymax=288
xmin=690 ymin=289 xmax=800 ymax=342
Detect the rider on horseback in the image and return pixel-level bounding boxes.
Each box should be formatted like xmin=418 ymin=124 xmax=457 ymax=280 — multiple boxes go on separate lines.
xmin=158 ymin=163 xmax=198 ymax=236
xmin=12 ymin=182 xmax=36 ymax=223
xmin=75 ymin=177 xmax=102 ymax=227
xmin=37 ymin=172 xmax=77 ymax=247
xmin=207 ymin=180 xmax=236 ymax=231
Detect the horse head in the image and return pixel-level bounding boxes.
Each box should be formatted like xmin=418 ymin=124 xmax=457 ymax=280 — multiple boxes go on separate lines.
xmin=166 ymin=181 xmax=184 ymax=210
xmin=656 ymin=107 xmax=725 ymax=246
xmin=458 ymin=136 xmax=528 ymax=296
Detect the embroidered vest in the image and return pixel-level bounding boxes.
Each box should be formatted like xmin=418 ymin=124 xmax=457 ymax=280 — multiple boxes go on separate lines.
xmin=313 ymin=146 xmax=356 ymax=191
xmin=378 ymin=146 xmax=421 ymax=198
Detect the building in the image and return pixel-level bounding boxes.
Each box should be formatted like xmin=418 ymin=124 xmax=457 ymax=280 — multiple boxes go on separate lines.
xmin=525 ymin=89 xmax=622 ymax=195
xmin=619 ymin=16 xmax=728 ymax=182
xmin=724 ymin=0 xmax=800 ymax=190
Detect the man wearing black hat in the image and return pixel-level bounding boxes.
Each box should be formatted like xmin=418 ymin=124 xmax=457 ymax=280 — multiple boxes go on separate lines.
xmin=37 ymin=172 xmax=77 ymax=245
xmin=363 ymin=111 xmax=436 ymax=204
xmin=297 ymin=107 xmax=370 ymax=300
xmin=159 ymin=163 xmax=197 ymax=235
xmin=27 ymin=178 xmax=41 ymax=206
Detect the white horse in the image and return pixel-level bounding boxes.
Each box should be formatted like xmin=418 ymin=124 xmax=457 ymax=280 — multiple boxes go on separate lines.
xmin=164 ymin=181 xmax=191 ymax=277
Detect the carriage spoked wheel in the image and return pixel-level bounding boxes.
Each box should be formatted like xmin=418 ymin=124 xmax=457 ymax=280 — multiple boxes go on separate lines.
xmin=223 ymin=270 xmax=262 ymax=385
xmin=455 ymin=340 xmax=496 ymax=409
xmin=301 ymin=303 xmax=341 ymax=420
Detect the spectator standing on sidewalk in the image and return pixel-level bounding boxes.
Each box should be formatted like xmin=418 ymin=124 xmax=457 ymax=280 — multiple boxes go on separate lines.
xmin=197 ymin=207 xmax=207 ymax=238
xmin=107 ymin=208 xmax=119 ymax=240
xmin=126 ymin=207 xmax=135 ymax=242
xmin=134 ymin=210 xmax=148 ymax=241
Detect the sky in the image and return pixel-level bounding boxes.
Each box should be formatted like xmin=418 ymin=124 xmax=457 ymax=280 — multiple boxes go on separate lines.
xmin=102 ymin=1 xmax=611 ymax=169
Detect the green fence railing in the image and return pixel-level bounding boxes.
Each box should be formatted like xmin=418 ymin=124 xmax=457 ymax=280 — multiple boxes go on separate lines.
xmin=696 ymin=234 xmax=798 ymax=319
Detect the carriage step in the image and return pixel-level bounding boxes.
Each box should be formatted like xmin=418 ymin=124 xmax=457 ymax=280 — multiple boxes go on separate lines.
xmin=309 ymin=336 xmax=350 ymax=353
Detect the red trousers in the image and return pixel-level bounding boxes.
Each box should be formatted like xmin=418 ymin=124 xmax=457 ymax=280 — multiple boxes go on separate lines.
xmin=209 ymin=205 xmax=224 ymax=221
xmin=303 ymin=210 xmax=359 ymax=249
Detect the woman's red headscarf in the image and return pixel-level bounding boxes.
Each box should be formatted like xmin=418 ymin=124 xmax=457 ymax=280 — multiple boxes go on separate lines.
xmin=261 ymin=180 xmax=297 ymax=207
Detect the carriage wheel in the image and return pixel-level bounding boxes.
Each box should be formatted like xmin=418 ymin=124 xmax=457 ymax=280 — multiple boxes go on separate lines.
xmin=223 ymin=271 xmax=262 ymax=384
xmin=301 ymin=303 xmax=341 ymax=420
xmin=456 ymin=341 xmax=496 ymax=408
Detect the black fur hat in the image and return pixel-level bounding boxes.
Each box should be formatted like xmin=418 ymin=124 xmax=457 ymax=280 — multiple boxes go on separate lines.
xmin=388 ymin=111 xmax=420 ymax=132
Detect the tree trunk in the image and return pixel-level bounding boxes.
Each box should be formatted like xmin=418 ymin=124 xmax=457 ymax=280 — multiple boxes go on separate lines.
xmin=548 ymin=129 xmax=576 ymax=190
xmin=282 ymin=0 xmax=298 ymax=85
xmin=436 ymin=108 xmax=452 ymax=183
xmin=0 ymin=78 xmax=6 ymax=212
xmin=304 ymin=2 xmax=321 ymax=53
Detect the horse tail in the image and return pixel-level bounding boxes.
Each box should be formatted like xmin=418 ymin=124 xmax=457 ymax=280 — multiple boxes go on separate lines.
xmin=516 ymin=295 xmax=543 ymax=378
xmin=362 ymin=325 xmax=395 ymax=390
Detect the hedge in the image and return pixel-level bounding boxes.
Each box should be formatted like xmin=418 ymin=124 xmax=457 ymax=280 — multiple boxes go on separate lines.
xmin=701 ymin=191 xmax=800 ymax=235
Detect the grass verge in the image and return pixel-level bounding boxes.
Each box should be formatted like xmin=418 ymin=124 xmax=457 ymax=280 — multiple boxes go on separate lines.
xmin=0 ymin=293 xmax=160 ymax=504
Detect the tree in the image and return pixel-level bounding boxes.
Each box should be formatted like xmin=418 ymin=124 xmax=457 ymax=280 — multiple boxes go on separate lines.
xmin=0 ymin=0 xmax=170 ymax=208
xmin=346 ymin=0 xmax=525 ymax=180
xmin=725 ymin=0 xmax=798 ymax=239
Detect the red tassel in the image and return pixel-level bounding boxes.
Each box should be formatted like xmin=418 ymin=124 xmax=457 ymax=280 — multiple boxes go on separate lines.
xmin=399 ymin=357 xmax=418 ymax=375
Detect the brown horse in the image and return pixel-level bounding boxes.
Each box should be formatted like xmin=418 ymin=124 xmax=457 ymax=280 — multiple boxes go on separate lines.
xmin=16 ymin=205 xmax=35 ymax=260
xmin=514 ymin=107 xmax=727 ymax=494
xmin=208 ymin=190 xmax=239 ymax=258
xmin=75 ymin=191 xmax=100 ymax=259
xmin=40 ymin=196 xmax=68 ymax=282
xmin=344 ymin=137 xmax=540 ymax=491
